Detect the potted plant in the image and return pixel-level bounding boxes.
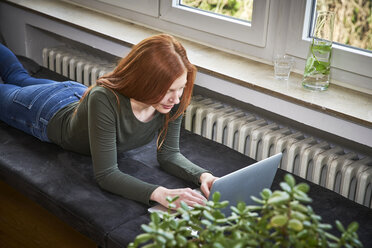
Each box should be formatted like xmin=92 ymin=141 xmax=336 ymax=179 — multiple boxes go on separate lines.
xmin=129 ymin=174 xmax=362 ymax=248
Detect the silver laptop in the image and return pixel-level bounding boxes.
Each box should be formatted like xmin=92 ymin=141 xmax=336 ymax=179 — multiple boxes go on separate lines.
xmin=149 ymin=152 xmax=282 ymax=215
xmin=209 ymin=152 xmax=282 ymax=215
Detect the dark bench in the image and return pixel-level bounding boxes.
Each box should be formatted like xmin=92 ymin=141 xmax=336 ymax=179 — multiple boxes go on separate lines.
xmin=1 ymin=56 xmax=371 ymax=247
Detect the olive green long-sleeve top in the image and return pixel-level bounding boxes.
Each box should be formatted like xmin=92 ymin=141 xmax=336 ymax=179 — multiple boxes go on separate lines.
xmin=47 ymin=86 xmax=208 ymax=205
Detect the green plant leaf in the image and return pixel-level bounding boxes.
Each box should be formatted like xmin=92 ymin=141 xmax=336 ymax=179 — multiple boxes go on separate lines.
xmin=213 ymin=242 xmax=225 ymax=248
xmin=166 ymin=195 xmax=179 ymax=203
xmin=218 ymin=200 xmax=229 ymax=209
xmin=231 ymin=206 xmax=241 ymax=215
xmin=169 ymin=219 xmax=178 ymax=229
xmin=347 ymin=222 xmax=359 ymax=232
xmin=213 ymin=191 xmax=221 ymax=202
xmin=180 ymin=201 xmax=190 ymax=211
xmin=203 ymin=210 xmax=216 ymax=222
xmin=270 ymin=214 xmax=288 ymax=227
xmin=190 ymin=210 xmax=201 ymax=216
xmin=168 ymin=203 xmax=176 ymax=209
xmin=336 ymin=220 xmax=345 ymax=232
xmin=325 ymin=232 xmax=340 ymax=242
xmin=318 ymin=223 xmax=332 ymax=230
xmin=155 ymin=235 xmax=166 ymax=244
xmin=150 ymin=212 xmax=160 ymax=225
xmin=313 ymin=43 xmax=332 ymax=53
xmin=294 ymin=183 xmax=310 ymax=193
xmin=232 ymin=241 xmax=245 ymax=248
xmin=314 ymin=61 xmax=329 ymax=74
xmin=296 ymin=229 xmax=308 ymax=239
xmin=290 ymin=201 xmax=308 ymax=213
xmin=251 ymin=195 xmax=265 ymax=204
xmin=304 ymin=57 xmax=316 ymax=77
xmin=237 ymin=201 xmax=246 ymax=211
xmin=260 ymin=188 xmax=272 ymax=199
xmin=141 ymin=243 xmax=157 ymax=248
xmin=351 ymin=238 xmax=363 ymax=247
xmin=159 ymin=230 xmax=174 ymax=240
xmin=141 ymin=224 xmax=153 ymax=233
xmin=134 ymin=233 xmax=153 ymax=245
xmin=187 ymin=242 xmax=198 ymax=248
xmin=284 ymin=174 xmax=296 ymax=187
xmin=288 ymin=219 xmax=303 ymax=231
xmin=345 ymin=243 xmax=353 ymax=248
xmin=280 ymin=182 xmax=292 ymax=192
xmin=216 ymin=218 xmax=228 ymax=224
xmin=291 ymin=210 xmax=307 ymax=221
xmin=201 ymin=219 xmax=212 ymax=227
xmin=294 ymin=192 xmax=312 ymax=203
xmin=176 ymin=234 xmax=187 ymax=246
xmin=268 ymin=191 xmax=290 ymax=205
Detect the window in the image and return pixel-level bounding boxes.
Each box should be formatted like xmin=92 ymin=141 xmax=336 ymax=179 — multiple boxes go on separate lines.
xmin=286 ymin=0 xmax=372 ymax=89
xmin=180 ymin=0 xmax=253 ymax=22
xmin=160 ymin=0 xmax=269 ymax=47
xmin=65 ymin=0 xmax=372 ymax=90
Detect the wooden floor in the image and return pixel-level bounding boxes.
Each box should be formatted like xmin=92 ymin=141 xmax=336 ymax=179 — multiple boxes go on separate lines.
xmin=0 ymin=180 xmax=97 ymax=248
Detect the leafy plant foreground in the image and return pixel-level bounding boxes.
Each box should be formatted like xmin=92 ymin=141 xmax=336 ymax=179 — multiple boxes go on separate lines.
xmin=129 ymin=174 xmax=363 ymax=248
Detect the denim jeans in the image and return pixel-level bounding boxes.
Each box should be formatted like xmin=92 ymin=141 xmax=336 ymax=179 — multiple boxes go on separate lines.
xmin=0 ymin=44 xmax=87 ymax=142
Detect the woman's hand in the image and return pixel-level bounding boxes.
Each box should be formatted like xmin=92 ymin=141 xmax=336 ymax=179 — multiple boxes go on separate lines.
xmin=150 ymin=186 xmax=207 ymax=209
xmin=199 ymin=172 xmax=219 ymax=199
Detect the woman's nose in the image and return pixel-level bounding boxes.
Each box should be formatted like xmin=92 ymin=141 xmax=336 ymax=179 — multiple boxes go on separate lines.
xmin=170 ymin=91 xmax=180 ymax=104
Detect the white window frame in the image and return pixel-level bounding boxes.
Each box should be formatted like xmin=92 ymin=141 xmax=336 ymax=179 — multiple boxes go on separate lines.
xmin=64 ymin=0 xmax=371 ymax=90
xmin=285 ymin=0 xmax=372 ymax=88
xmin=159 ymin=0 xmax=270 ymax=47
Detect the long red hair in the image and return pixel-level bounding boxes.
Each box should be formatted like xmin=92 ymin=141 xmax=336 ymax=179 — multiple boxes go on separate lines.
xmin=80 ymin=34 xmax=196 ymax=149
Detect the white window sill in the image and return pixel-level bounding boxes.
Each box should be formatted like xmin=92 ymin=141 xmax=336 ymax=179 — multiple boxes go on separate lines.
xmin=3 ymin=0 xmax=372 ymax=148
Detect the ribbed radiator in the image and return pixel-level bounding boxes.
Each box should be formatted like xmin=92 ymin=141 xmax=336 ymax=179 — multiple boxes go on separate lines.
xmin=42 ymin=47 xmax=372 ymax=208
xmin=185 ymin=95 xmax=372 ymax=208
xmin=42 ymin=46 xmax=116 ymax=86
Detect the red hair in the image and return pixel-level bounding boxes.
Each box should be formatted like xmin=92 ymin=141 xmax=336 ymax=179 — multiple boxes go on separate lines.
xmin=80 ymin=34 xmax=196 ymax=149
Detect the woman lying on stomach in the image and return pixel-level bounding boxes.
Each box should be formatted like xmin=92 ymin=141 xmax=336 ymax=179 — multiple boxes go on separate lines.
xmin=0 ymin=34 xmax=218 ymax=208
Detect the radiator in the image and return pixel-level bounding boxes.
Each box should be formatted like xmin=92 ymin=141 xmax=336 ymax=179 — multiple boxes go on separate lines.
xmin=42 ymin=47 xmax=372 ymax=208
xmin=186 ymin=95 xmax=372 ymax=208
xmin=42 ymin=46 xmax=116 ymax=86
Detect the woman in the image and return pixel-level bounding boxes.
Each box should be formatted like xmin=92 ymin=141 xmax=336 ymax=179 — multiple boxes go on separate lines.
xmin=0 ymin=34 xmax=218 ymax=208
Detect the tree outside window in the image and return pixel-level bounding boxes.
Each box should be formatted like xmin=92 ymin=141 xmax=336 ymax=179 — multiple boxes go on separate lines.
xmin=180 ymin=0 xmax=254 ymax=22
xmin=315 ymin=0 xmax=372 ymax=52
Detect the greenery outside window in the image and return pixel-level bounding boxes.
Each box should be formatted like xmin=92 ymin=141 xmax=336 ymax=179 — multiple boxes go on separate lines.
xmin=180 ymin=0 xmax=254 ymax=23
xmin=313 ymin=0 xmax=371 ymax=52
xmin=160 ymin=0 xmax=269 ymax=47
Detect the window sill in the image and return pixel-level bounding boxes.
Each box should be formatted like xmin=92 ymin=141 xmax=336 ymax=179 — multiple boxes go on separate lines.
xmin=4 ymin=0 xmax=372 ymax=148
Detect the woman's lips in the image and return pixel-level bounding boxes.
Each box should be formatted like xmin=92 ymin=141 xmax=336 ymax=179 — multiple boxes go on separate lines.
xmin=162 ymin=104 xmax=174 ymax=109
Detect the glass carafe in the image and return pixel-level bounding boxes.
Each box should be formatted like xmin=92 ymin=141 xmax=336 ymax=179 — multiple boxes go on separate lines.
xmin=302 ymin=11 xmax=335 ymax=91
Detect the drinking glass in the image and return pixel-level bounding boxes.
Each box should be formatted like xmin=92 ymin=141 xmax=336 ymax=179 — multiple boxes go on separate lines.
xmin=274 ymin=55 xmax=294 ymax=80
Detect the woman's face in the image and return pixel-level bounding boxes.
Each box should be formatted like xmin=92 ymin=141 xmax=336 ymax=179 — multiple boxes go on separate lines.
xmin=153 ymin=70 xmax=187 ymax=114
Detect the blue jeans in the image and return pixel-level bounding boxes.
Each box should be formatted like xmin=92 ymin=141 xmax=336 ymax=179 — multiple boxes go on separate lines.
xmin=0 ymin=44 xmax=87 ymax=142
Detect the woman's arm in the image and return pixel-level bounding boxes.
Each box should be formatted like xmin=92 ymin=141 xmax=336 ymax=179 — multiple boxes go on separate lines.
xmin=87 ymin=88 xmax=159 ymax=205
xmin=156 ymin=112 xmax=218 ymax=200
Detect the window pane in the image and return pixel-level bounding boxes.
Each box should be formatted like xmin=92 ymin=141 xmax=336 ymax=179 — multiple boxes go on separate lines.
xmin=180 ymin=0 xmax=253 ymax=23
xmin=315 ymin=0 xmax=372 ymax=52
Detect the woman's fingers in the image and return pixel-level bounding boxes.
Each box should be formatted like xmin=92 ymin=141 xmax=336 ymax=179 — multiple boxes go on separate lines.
xmin=165 ymin=188 xmax=207 ymax=208
xmin=151 ymin=186 xmax=209 ymax=209
xmin=199 ymin=173 xmax=219 ymax=199
xmin=200 ymin=183 xmax=210 ymax=199
xmin=175 ymin=188 xmax=206 ymax=206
